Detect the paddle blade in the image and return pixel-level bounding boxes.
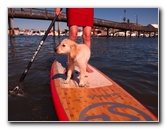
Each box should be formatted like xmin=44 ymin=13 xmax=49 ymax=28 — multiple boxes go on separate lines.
xmin=8 ymin=82 xmax=26 ymax=97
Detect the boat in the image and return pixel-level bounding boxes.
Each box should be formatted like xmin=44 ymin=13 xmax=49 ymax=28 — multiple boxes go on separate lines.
xmin=32 ymin=30 xmax=40 ymax=36
xmin=39 ymin=30 xmax=45 ymax=36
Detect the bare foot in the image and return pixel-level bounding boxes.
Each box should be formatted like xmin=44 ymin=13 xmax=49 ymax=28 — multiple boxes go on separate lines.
xmin=64 ymin=68 xmax=67 ymax=74
xmin=86 ymin=65 xmax=93 ymax=73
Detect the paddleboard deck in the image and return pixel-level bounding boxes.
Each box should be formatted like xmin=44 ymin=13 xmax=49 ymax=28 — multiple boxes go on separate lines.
xmin=50 ymin=55 xmax=158 ymax=121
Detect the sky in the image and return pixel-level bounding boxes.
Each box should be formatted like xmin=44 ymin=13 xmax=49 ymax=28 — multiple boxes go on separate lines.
xmin=13 ymin=8 xmax=158 ymax=30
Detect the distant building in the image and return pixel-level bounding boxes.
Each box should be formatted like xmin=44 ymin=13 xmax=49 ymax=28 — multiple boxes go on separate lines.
xmin=147 ymin=24 xmax=158 ymax=37
xmin=148 ymin=24 xmax=158 ymax=29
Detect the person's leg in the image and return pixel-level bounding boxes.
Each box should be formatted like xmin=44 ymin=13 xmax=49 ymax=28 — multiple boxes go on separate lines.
xmin=82 ymin=26 xmax=92 ymax=48
xmin=82 ymin=26 xmax=93 ymax=73
xmin=69 ymin=25 xmax=78 ymax=41
xmin=64 ymin=25 xmax=78 ymax=74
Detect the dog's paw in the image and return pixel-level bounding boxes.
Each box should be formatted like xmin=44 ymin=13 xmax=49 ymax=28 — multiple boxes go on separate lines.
xmin=79 ymin=81 xmax=85 ymax=87
xmin=64 ymin=79 xmax=69 ymax=84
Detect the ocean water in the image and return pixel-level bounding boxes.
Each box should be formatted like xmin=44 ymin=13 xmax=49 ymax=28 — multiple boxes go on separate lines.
xmin=8 ymin=36 xmax=158 ymax=121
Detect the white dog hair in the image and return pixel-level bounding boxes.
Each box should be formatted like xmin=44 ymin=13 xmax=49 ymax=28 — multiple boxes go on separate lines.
xmin=56 ymin=39 xmax=90 ymax=87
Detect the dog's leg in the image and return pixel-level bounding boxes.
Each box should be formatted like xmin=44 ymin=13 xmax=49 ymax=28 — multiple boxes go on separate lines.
xmin=64 ymin=61 xmax=74 ymax=84
xmin=79 ymin=64 xmax=86 ymax=87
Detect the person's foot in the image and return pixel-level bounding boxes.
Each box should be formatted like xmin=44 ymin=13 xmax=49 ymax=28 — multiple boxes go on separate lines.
xmin=86 ymin=65 xmax=93 ymax=73
xmin=64 ymin=68 xmax=67 ymax=74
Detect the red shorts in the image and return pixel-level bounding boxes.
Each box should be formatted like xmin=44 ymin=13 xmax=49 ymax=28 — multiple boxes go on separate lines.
xmin=66 ymin=8 xmax=94 ymax=27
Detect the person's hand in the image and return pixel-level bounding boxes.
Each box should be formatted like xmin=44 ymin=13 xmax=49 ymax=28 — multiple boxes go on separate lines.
xmin=54 ymin=8 xmax=62 ymax=16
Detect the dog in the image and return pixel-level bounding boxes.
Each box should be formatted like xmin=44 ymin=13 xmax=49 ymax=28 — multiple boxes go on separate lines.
xmin=56 ymin=39 xmax=90 ymax=87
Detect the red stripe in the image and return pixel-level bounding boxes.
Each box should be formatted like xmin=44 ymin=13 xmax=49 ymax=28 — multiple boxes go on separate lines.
xmin=50 ymin=64 xmax=69 ymax=121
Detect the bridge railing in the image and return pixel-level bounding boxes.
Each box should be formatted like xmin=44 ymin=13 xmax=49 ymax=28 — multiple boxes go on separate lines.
xmin=94 ymin=17 xmax=156 ymax=32
xmin=8 ymin=8 xmax=67 ymax=20
xmin=8 ymin=8 xmax=158 ymax=32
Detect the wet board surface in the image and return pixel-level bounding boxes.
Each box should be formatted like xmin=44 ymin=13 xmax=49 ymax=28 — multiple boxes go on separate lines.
xmin=50 ymin=55 xmax=158 ymax=121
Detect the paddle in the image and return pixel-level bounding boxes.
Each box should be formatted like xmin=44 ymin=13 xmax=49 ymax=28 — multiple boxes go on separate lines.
xmin=9 ymin=14 xmax=59 ymax=96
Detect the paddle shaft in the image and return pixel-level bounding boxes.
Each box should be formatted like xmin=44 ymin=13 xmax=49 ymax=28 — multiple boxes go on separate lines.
xmin=19 ymin=15 xmax=59 ymax=83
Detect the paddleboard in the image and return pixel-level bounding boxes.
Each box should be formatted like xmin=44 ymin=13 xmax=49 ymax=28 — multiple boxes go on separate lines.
xmin=50 ymin=55 xmax=158 ymax=121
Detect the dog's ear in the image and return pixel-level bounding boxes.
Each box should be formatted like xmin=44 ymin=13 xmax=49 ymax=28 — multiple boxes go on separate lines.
xmin=70 ymin=44 xmax=77 ymax=59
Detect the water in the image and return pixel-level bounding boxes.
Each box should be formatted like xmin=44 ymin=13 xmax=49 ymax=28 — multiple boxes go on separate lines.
xmin=8 ymin=35 xmax=158 ymax=121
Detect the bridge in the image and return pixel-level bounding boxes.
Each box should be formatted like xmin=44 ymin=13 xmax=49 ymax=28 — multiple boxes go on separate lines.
xmin=8 ymin=8 xmax=158 ymax=37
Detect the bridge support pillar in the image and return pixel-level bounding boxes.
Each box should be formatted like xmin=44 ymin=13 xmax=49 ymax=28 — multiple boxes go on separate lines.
xmin=53 ymin=20 xmax=55 ymax=44
xmin=111 ymin=28 xmax=114 ymax=37
xmin=138 ymin=31 xmax=140 ymax=38
xmin=129 ymin=31 xmax=131 ymax=38
xmin=58 ymin=21 xmax=60 ymax=38
xmin=8 ymin=18 xmax=15 ymax=37
xmin=148 ymin=32 xmax=151 ymax=38
xmin=143 ymin=32 xmax=145 ymax=38
xmin=107 ymin=28 xmax=109 ymax=37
